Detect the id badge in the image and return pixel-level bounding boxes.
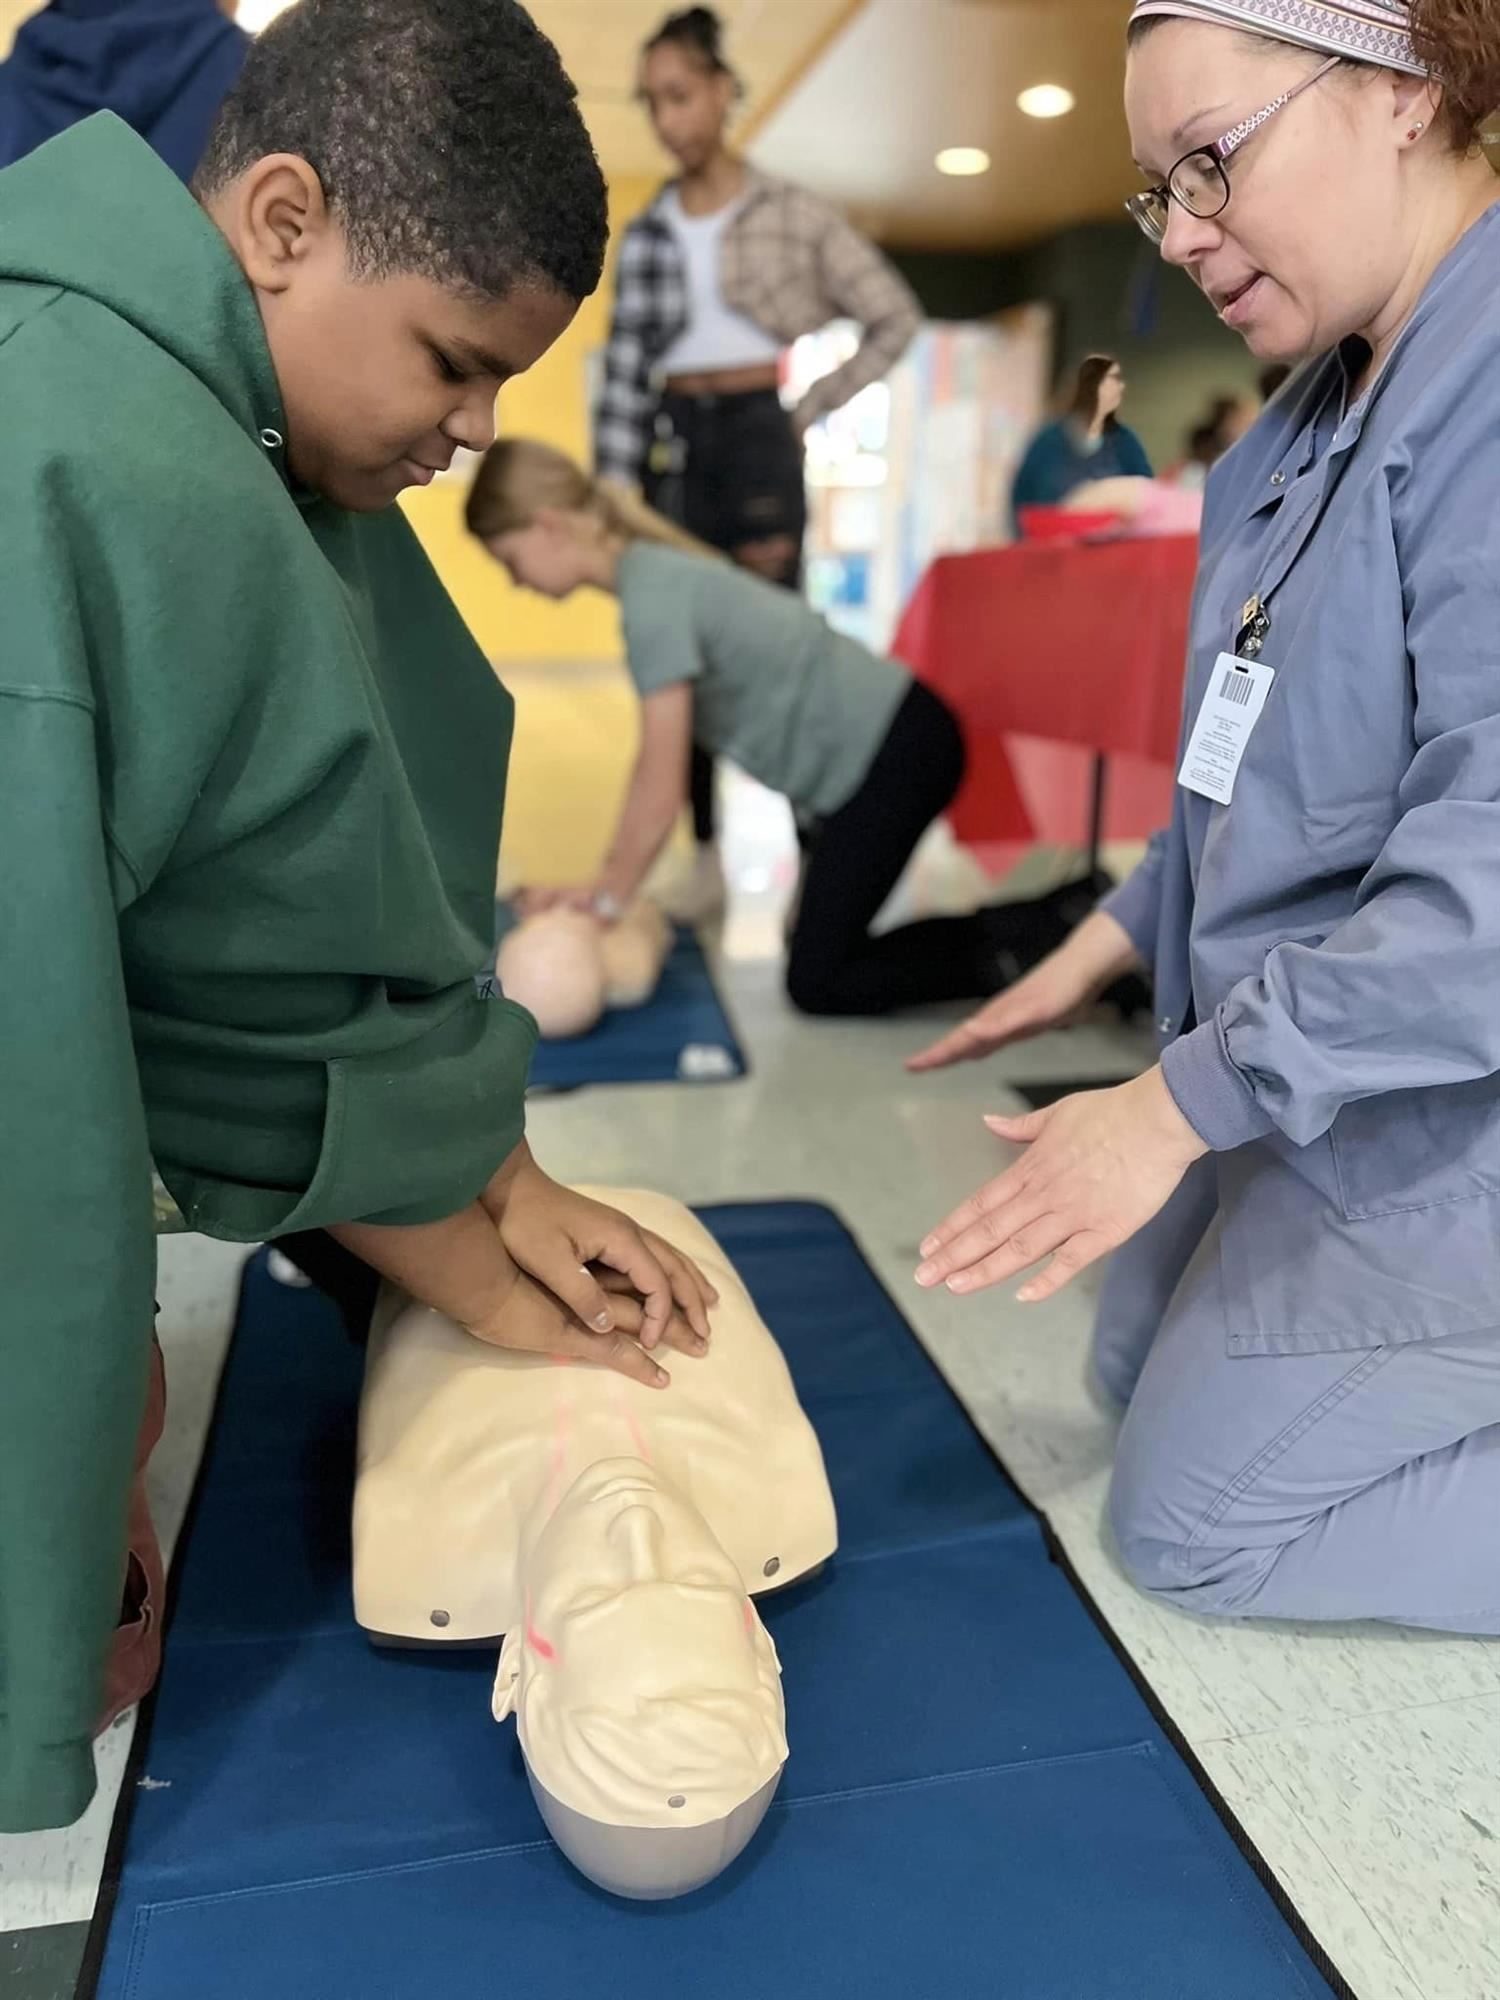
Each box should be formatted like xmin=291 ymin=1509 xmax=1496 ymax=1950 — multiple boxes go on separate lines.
xmin=1178 ymin=652 xmax=1276 ymax=805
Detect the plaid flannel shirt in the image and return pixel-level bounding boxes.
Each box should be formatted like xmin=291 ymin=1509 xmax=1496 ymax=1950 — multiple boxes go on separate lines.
xmin=593 ymin=169 xmax=921 ymax=488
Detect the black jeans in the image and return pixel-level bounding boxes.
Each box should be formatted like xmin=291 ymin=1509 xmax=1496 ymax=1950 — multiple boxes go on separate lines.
xmin=644 ymin=386 xmax=806 ymax=843
xmin=787 ymin=684 xmax=1103 ymax=1018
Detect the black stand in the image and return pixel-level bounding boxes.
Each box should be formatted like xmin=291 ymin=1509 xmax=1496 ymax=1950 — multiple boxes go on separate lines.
xmin=1086 ymin=751 xmax=1109 ymax=880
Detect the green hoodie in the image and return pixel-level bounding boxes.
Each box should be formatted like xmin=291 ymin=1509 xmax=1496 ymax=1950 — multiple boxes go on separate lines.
xmin=0 ymin=115 xmax=537 ymax=1829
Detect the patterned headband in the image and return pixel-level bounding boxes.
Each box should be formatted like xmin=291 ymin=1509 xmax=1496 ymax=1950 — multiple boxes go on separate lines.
xmin=1128 ymin=0 xmax=1427 ymax=77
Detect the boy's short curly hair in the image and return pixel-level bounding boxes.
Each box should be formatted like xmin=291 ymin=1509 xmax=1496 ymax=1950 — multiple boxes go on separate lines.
xmin=194 ymin=0 xmax=607 ymax=304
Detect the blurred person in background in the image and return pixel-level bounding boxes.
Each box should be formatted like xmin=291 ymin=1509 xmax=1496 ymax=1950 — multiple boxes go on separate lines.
xmin=471 ymin=439 xmax=1113 ymax=1020
xmin=0 ymin=0 xmax=248 ymax=179
xmin=595 ymin=4 xmax=920 ymax=921
xmin=1010 ymin=354 xmax=1154 ymax=533
xmin=1168 ymin=390 xmax=1256 ymax=486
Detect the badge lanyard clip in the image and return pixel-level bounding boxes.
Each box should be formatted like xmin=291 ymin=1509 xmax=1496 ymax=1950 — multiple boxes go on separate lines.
xmin=1235 ymin=593 xmax=1271 ymax=661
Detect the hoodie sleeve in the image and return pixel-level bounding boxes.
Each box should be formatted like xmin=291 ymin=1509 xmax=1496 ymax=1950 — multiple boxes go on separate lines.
xmin=0 ymin=668 xmax=157 ymax=1829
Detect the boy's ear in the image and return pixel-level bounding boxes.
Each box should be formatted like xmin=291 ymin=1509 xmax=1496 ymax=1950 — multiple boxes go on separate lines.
xmin=215 ymin=155 xmax=335 ymax=295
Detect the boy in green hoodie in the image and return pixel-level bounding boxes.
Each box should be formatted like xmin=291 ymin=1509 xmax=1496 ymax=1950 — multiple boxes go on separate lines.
xmin=0 ymin=0 xmax=714 ymax=1834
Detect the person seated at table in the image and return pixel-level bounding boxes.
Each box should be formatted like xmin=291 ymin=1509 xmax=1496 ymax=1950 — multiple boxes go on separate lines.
xmin=1165 ymin=393 xmax=1256 ymax=489
xmin=467 ymin=439 xmax=1107 ymax=1018
xmin=1010 ymin=355 xmax=1153 ymax=535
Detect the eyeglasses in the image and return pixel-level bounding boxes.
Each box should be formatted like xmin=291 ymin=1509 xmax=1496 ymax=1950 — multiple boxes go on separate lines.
xmin=1126 ymin=56 xmax=1340 ymax=244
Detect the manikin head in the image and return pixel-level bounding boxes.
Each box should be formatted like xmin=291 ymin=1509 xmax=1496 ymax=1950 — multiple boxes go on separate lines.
xmin=495 ymin=909 xmax=606 ymax=1039
xmin=493 ymin=1458 xmax=787 ymax=1899
xmin=192 ymin=0 xmax=606 ymax=511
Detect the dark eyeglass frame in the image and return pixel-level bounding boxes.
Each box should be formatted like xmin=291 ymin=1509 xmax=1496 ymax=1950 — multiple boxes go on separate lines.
xmin=1126 ymin=56 xmax=1341 ymax=244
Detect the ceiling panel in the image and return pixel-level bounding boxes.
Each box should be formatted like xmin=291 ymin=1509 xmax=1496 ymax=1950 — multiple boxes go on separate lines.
xmin=748 ymin=0 xmax=1143 ymax=250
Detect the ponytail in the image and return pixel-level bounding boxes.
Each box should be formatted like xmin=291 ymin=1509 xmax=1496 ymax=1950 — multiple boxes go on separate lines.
xmin=642 ymin=6 xmax=743 ymax=95
xmin=593 ymin=478 xmax=722 ymax=559
xmin=466 ymin=438 xmax=723 ymax=562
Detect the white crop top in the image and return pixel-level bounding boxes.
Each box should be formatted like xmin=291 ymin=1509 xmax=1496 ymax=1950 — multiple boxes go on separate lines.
xmin=657 ymin=189 xmax=782 ymax=377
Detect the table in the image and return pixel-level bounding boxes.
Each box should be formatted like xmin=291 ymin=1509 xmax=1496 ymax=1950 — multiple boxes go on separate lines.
xmin=892 ymin=536 xmax=1199 ymax=867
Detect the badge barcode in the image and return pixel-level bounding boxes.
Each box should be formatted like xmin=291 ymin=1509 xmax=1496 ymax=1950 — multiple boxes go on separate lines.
xmin=1218 ymin=669 xmax=1254 ymax=707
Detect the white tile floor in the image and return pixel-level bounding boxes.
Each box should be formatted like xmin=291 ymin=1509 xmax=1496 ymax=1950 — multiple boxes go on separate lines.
xmin=3 ymin=785 xmax=1497 ymax=2000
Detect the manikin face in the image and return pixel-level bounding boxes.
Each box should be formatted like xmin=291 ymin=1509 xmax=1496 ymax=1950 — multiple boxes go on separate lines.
xmin=486 ymin=514 xmax=597 ymax=600
xmin=496 ymin=1459 xmax=786 ymax=1828
xmin=526 ymin=1459 xmax=754 ymax=1671
xmin=1126 ymin=24 xmax=1418 ymax=363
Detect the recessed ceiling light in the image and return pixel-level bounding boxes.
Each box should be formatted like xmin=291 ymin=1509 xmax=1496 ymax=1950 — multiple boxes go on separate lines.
xmin=234 ymin=0 xmax=295 ymax=29
xmin=935 ymin=147 xmax=991 ymax=177
xmin=1018 ymin=84 xmax=1076 ymax=120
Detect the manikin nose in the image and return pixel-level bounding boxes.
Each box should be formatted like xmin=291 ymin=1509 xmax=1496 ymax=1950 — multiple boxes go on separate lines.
xmin=613 ymin=1504 xmax=666 ymax=1585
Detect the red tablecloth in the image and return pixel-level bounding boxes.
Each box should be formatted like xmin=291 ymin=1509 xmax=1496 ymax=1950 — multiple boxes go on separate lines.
xmin=892 ymin=536 xmax=1198 ymax=861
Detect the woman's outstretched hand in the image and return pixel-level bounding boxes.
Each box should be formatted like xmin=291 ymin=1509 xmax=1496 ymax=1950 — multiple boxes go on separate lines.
xmin=914 ymin=1068 xmax=1207 ymax=1303
xmin=906 ymin=911 xmax=1141 ymax=1073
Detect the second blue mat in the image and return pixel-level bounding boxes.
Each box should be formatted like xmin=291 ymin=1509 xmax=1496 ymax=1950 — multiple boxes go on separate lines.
xmin=481 ymin=923 xmax=745 ymax=1090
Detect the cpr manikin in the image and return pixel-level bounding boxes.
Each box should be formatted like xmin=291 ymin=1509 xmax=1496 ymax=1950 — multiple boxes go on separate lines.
xmin=495 ymin=901 xmax=672 ymax=1039
xmin=353 ymin=1189 xmax=838 ymax=1899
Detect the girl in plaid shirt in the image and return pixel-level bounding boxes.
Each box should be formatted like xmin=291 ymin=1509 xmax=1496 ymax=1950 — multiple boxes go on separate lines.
xmin=596 ymin=7 xmax=921 ymax=914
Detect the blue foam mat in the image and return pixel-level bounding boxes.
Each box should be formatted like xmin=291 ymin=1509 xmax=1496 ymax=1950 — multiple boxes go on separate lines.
xmin=83 ymin=1205 xmax=1344 ymax=2000
xmin=482 ymin=919 xmax=745 ymax=1091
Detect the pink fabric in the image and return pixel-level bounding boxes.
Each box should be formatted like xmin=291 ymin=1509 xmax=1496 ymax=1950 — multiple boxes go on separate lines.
xmin=1127 ymin=486 xmax=1205 ymax=538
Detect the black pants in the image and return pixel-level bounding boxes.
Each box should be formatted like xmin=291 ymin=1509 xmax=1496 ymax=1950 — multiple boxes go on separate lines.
xmin=644 ymin=386 xmax=806 ymax=843
xmin=274 ymin=1229 xmax=380 ymax=1342
xmin=786 ymin=684 xmax=1103 ymax=1018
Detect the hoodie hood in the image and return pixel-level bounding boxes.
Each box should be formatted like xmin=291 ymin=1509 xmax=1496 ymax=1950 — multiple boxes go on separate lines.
xmin=0 ymin=111 xmax=284 ymax=456
xmin=0 ymin=0 xmax=248 ymax=181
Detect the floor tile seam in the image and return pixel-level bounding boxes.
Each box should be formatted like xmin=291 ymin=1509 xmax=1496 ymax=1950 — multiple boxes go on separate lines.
xmin=1195 ymin=1684 xmax=1500 ymax=1750
xmin=1232 ymin=1738 xmax=1428 ymax=1990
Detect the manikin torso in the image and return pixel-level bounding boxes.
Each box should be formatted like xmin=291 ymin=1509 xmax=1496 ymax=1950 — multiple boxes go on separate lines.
xmin=352 ymin=1189 xmax=837 ymax=1897
xmin=353 ymin=1188 xmax=836 ymax=1647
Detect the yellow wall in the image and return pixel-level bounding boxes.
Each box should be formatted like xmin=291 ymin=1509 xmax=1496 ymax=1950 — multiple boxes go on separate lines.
xmin=0 ymin=0 xmax=45 ymax=60
xmin=401 ymin=175 xmax=658 ymax=662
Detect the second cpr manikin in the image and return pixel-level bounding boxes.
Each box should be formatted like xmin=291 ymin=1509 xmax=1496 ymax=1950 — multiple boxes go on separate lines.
xmin=353 ymin=1188 xmax=838 ymax=1898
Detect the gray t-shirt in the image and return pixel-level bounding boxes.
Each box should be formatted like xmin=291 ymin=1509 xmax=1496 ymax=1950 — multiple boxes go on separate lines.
xmin=616 ymin=543 xmax=910 ymax=817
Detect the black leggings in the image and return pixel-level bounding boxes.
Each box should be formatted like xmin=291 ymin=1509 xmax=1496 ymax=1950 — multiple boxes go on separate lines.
xmin=788 ymin=683 xmax=1058 ymax=1018
xmin=643 ymin=386 xmax=806 ymax=844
